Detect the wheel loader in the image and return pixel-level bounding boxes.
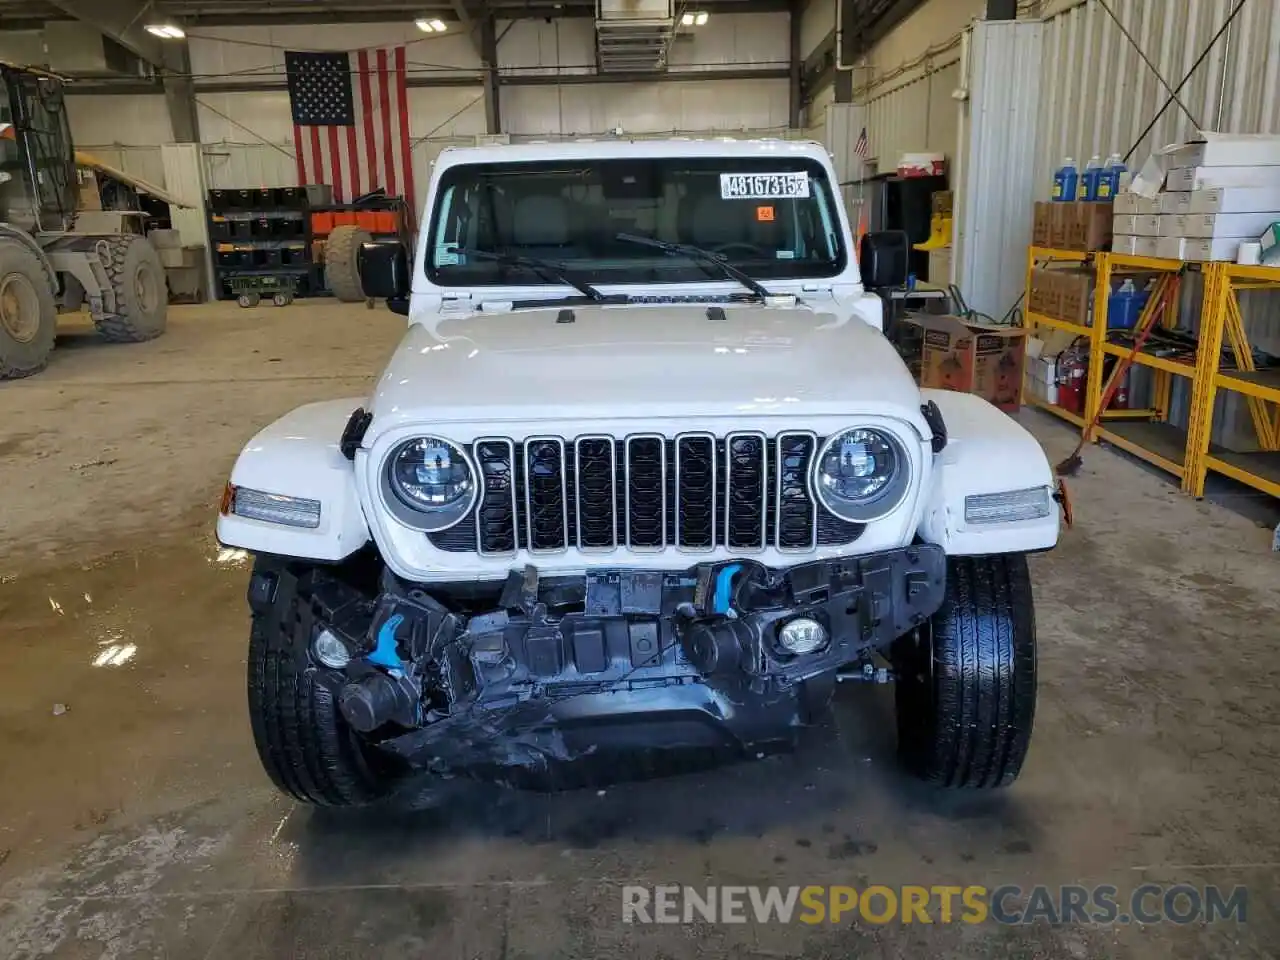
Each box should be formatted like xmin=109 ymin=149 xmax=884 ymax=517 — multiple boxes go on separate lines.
xmin=0 ymin=62 xmax=167 ymax=379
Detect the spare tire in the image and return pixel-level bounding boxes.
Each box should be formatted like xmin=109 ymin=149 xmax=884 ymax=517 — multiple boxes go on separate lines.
xmin=94 ymin=235 xmax=167 ymax=343
xmin=0 ymin=238 xmax=57 ymax=379
xmin=326 ymin=225 xmax=371 ymax=302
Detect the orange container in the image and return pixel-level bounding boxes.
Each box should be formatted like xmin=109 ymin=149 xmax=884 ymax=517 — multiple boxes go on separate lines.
xmin=372 ymin=211 xmax=397 ymax=233
xmin=311 ymin=211 xmax=334 ymax=235
xmin=333 ymin=210 xmax=359 ymax=228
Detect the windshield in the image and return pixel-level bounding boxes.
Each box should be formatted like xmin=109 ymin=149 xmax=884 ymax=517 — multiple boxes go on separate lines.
xmin=425 ymin=155 xmax=846 ymax=287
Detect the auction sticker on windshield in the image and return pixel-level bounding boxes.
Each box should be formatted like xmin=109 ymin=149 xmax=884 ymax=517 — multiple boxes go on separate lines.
xmin=720 ymin=172 xmax=810 ymax=199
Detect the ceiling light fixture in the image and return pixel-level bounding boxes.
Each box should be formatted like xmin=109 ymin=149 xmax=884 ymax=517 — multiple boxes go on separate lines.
xmin=415 ymin=17 xmax=448 ymax=32
xmin=681 ymin=11 xmax=709 ymax=26
xmin=144 ymin=24 xmax=186 ymax=39
xmin=695 ymin=11 xmax=709 ymax=24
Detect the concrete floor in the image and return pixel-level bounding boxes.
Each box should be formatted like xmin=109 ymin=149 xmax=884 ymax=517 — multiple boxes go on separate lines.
xmin=1 ymin=301 xmax=1278 ymax=959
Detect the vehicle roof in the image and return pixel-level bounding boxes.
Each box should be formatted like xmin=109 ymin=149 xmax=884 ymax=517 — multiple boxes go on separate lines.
xmin=433 ymin=138 xmax=832 ymax=168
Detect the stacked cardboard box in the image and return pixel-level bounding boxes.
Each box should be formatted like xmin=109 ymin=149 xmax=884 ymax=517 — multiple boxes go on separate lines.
xmin=1028 ymin=266 xmax=1094 ymax=327
xmin=1033 ymin=201 xmax=1113 ymax=252
xmin=1113 ymin=134 xmax=1280 ymax=262
xmin=906 ymin=315 xmax=1028 ymax=413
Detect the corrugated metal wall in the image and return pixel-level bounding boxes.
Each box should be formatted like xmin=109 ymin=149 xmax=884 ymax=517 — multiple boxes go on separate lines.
xmin=862 ymin=50 xmax=963 ymax=169
xmin=1035 ymin=0 xmax=1280 ymax=192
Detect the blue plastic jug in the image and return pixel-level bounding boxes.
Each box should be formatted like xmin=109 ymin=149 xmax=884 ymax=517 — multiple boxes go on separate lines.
xmin=1053 ymin=158 xmax=1078 ymax=202
xmin=1081 ymin=156 xmax=1104 ymax=201
xmin=1100 ymin=154 xmax=1126 ymax=200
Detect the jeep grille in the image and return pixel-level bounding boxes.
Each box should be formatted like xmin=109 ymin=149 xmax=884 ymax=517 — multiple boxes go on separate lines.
xmin=426 ymin=433 xmax=865 ymax=555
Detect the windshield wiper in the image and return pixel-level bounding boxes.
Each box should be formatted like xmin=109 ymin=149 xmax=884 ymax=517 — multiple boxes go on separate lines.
xmin=453 ymin=247 xmax=606 ymax=302
xmin=613 ymin=233 xmax=773 ymax=301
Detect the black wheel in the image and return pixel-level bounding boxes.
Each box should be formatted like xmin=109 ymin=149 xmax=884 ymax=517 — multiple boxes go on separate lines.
xmin=94 ymin=236 xmax=168 ymax=342
xmin=892 ymin=554 xmax=1036 ymax=788
xmin=0 ymin=239 xmax=57 ymax=379
xmin=247 ymin=559 xmax=402 ymax=806
xmin=325 ymin=225 xmax=371 ymax=302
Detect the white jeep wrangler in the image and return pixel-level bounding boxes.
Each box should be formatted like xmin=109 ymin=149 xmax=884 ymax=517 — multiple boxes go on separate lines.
xmin=217 ymin=139 xmax=1059 ymax=807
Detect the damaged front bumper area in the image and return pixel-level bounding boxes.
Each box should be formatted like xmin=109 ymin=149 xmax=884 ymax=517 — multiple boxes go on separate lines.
xmin=251 ymin=545 xmax=946 ymax=780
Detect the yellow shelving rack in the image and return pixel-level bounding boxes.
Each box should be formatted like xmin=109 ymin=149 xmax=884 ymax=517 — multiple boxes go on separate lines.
xmin=1023 ymin=247 xmax=1202 ymax=483
xmin=1186 ymin=262 xmax=1280 ymax=499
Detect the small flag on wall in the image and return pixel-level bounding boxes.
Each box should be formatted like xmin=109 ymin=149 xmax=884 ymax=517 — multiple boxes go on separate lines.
xmin=853 ymin=126 xmax=870 ymax=160
xmin=284 ymin=46 xmax=416 ymax=209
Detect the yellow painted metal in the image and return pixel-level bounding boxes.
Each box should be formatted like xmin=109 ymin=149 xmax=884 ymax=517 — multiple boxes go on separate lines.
xmin=1203 ymin=455 xmax=1280 ymax=500
xmin=1027 ymin=311 xmax=1091 ymax=337
xmin=1184 ymin=265 xmax=1226 ymax=496
xmin=1106 ymin=253 xmax=1188 ymax=273
xmin=1025 ymin=392 xmax=1087 ymax=428
xmin=1222 ymin=292 xmax=1278 ymax=450
xmin=1095 ymin=426 xmax=1186 ymax=479
xmin=1083 ymin=253 xmax=1112 ymax=430
xmin=1100 ymin=408 xmax=1160 ymax=420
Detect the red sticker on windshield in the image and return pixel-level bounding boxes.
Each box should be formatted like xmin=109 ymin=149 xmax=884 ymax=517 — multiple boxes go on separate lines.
xmin=756 ymin=205 xmax=775 ymax=222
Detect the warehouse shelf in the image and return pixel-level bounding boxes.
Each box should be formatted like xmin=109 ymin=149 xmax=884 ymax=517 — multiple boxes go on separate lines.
xmin=1185 ymin=264 xmax=1280 ymax=498
xmin=1026 ymin=311 xmax=1090 ymax=338
xmin=1101 ymin=341 xmax=1198 ymax=378
xmin=1096 ymin=421 xmax=1189 ymax=479
xmin=1023 ymin=247 xmax=1205 ymax=490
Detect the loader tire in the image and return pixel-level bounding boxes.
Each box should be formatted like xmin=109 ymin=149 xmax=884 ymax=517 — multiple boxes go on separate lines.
xmin=94 ymin=236 xmax=167 ymax=343
xmin=325 ymin=225 xmax=371 ymax=302
xmin=0 ymin=239 xmax=57 ymax=379
xmin=247 ymin=558 xmax=403 ymax=807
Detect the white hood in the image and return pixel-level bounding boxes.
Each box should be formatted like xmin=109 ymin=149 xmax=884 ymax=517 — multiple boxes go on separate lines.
xmin=366 ymin=302 xmax=924 ymax=435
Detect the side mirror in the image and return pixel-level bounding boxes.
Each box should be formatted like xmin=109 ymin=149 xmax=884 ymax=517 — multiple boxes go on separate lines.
xmin=358 ymin=241 xmax=410 ymax=315
xmin=859 ymin=230 xmax=910 ymax=289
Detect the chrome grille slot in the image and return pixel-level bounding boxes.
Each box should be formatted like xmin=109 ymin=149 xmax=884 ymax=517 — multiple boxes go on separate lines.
xmin=675 ymin=433 xmax=716 ymax=550
xmin=625 ymin=435 xmax=666 ymax=549
xmin=575 ymin=436 xmax=617 ymax=550
xmin=524 ymin=437 xmax=568 ymax=552
xmin=725 ymin=431 xmax=767 ymax=550
xmin=775 ymin=432 xmax=818 ymax=552
xmin=475 ymin=438 xmax=518 ymax=555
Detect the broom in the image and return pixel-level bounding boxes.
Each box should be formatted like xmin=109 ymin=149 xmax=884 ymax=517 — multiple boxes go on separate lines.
xmin=1056 ymin=275 xmax=1175 ymax=477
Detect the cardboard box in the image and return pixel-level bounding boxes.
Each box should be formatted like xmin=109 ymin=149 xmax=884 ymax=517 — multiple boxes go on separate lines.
xmin=1135 ymin=236 xmax=1160 ymax=257
xmin=1181 ymin=237 xmax=1244 ymax=262
xmin=1188 ymin=187 xmax=1280 ymax=214
xmin=1159 ymin=191 xmax=1192 ymax=215
xmin=1156 ymin=236 xmax=1186 ymax=260
xmin=916 ymin=315 xmax=1028 ymax=413
xmin=928 ymin=248 xmax=952 ymax=285
xmin=1113 ymin=214 xmax=1138 ymax=235
xmin=1114 ymin=191 xmax=1162 ymax=215
xmin=1032 ymin=201 xmax=1053 ymax=247
xmin=1068 ymin=202 xmax=1112 ymax=251
xmin=1168 ymin=134 xmax=1280 ymax=169
xmin=1158 ymin=215 xmax=1187 ymax=237
xmin=1172 ymin=211 xmax=1280 ymax=238
xmin=1113 ymin=234 xmax=1139 ymax=255
xmin=1028 ymin=268 xmax=1060 ymax=316
xmin=1049 ymin=202 xmax=1072 ymax=248
xmin=1166 ymin=165 xmax=1280 ymax=192
xmin=1058 ymin=270 xmax=1093 ymax=327
xmin=1131 ymin=214 xmax=1164 ymax=237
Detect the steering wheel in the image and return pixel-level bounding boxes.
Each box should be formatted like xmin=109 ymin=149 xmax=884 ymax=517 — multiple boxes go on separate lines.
xmin=710 ymin=242 xmax=768 ymax=259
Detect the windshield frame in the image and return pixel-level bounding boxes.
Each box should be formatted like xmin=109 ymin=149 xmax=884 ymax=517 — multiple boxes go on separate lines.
xmin=422 ymin=154 xmax=849 ymax=290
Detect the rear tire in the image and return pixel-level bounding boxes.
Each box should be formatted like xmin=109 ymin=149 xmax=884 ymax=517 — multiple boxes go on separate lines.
xmin=94 ymin=236 xmax=167 ymax=342
xmin=0 ymin=239 xmax=57 ymax=379
xmin=892 ymin=554 xmax=1037 ymax=788
xmin=325 ymin=225 xmax=371 ymax=302
xmin=247 ymin=560 xmax=402 ymax=806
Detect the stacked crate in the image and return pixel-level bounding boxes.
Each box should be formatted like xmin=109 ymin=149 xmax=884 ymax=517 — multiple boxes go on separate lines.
xmin=207 ymin=185 xmax=332 ymax=300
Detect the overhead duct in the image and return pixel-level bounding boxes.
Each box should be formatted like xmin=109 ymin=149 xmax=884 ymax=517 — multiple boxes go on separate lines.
xmin=595 ymin=0 xmax=674 ymax=73
xmin=43 ymin=22 xmax=151 ymax=77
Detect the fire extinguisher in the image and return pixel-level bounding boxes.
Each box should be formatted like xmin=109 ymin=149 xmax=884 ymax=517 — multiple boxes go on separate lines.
xmin=1055 ymin=339 xmax=1088 ymax=414
xmin=1103 ymin=356 xmax=1130 ymax=410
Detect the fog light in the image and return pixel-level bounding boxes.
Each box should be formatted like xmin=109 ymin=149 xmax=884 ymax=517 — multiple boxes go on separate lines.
xmin=777 ymin=617 xmax=828 ymax=655
xmin=964 ymin=485 xmax=1053 ymax=524
xmin=313 ymin=628 xmax=351 ymax=669
xmin=231 ymin=486 xmax=321 ymax=528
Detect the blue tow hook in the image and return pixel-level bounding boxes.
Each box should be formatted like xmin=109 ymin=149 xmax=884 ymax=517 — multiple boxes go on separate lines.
xmin=368 ymin=613 xmax=405 ymax=674
xmin=712 ymin=563 xmax=742 ymax=615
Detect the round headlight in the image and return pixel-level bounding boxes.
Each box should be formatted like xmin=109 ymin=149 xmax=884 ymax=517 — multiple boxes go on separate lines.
xmin=385 ymin=436 xmax=477 ymax=531
xmin=814 ymin=428 xmax=908 ymax=522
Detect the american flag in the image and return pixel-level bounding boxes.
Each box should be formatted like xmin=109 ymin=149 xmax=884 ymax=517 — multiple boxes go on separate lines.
xmin=853 ymin=126 xmax=870 ymax=160
xmin=285 ymin=47 xmax=416 ymax=209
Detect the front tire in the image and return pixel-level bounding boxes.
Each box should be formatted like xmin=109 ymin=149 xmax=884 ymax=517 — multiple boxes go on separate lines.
xmin=94 ymin=236 xmax=167 ymax=342
xmin=892 ymin=554 xmax=1037 ymax=788
xmin=247 ymin=561 xmax=401 ymax=806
